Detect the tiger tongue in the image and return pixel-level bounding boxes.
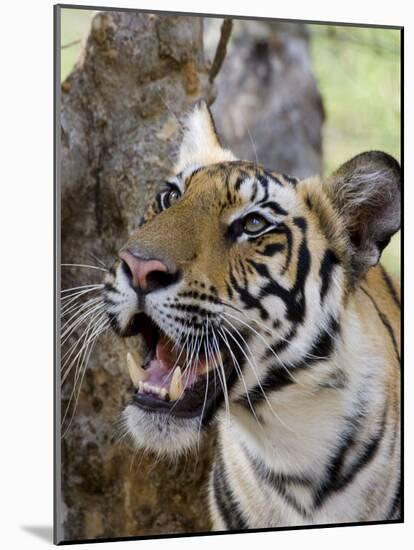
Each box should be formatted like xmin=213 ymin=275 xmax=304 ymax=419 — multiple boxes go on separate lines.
xmin=155 ymin=332 xmax=209 ymax=375
xmin=155 ymin=332 xmax=180 ymax=370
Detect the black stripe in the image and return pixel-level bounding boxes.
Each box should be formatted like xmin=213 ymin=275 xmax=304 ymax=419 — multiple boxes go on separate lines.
xmin=387 ymin=481 xmax=401 ymax=519
xmin=184 ymin=168 xmax=203 ymax=189
xmin=250 ymin=181 xmax=258 ymax=202
xmin=165 ymin=302 xmax=213 ymax=317
xmin=224 ymin=170 xmax=234 ymax=206
xmin=155 ymin=192 xmax=163 ymax=212
xmin=257 ymin=219 xmax=310 ymax=324
xmin=282 ymin=173 xmax=299 ymax=187
xmin=213 ymin=447 xmax=248 ymax=530
xmin=313 ymin=405 xmax=388 ymax=508
xmin=242 ymin=316 xmax=340 ymax=406
xmin=104 ymin=282 xmax=119 ymax=293
xmin=258 ymin=242 xmax=285 ymax=257
xmin=380 ymin=264 xmax=400 ymax=308
xmin=243 ymin=448 xmax=312 ymax=517
xmin=264 ymin=326 xmax=298 ymax=356
xmin=234 ymin=171 xmax=250 ymax=191
xmin=212 ymin=459 xmax=233 ymax=529
xmin=238 ymin=257 xmax=249 ymax=286
xmin=319 ymin=249 xmax=340 ymax=303
xmin=257 ymin=174 xmax=269 ymax=202
xmin=259 ymin=200 xmax=288 ymax=216
xmin=312 ymin=427 xmax=356 ymax=508
xmin=229 ymin=268 xmax=269 ymax=320
xmin=360 ymin=286 xmax=400 ymax=363
xmin=305 ymin=195 xmax=313 ymax=210
xmin=234 ymin=176 xmax=245 ymax=191
xmin=200 ymin=335 xmax=245 ymax=427
xmin=264 ymin=169 xmax=284 ymax=186
xmin=293 ymin=216 xmax=307 ymax=232
xmin=281 ymin=224 xmax=293 ymax=274
xmin=261 ymin=312 xmax=338 ymax=365
xmin=226 ymin=282 xmax=234 ymax=299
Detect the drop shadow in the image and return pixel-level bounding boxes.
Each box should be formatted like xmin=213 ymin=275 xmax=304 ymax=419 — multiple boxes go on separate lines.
xmin=21 ymin=525 xmax=54 ymax=543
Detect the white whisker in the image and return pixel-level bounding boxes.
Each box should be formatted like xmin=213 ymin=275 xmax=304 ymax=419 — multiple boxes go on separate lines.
xmin=210 ymin=327 xmax=230 ymax=419
xmin=61 ymin=297 xmax=104 ymax=332
xmin=60 ymin=286 xmax=103 ymax=307
xmin=61 ymin=319 xmax=109 ymax=437
xmin=61 ymin=263 xmax=109 ymax=273
xmin=218 ymin=327 xmax=263 ymax=428
xmin=61 ymin=284 xmax=104 ymax=294
xmin=61 ymin=309 xmax=107 ymax=382
xmin=221 ymin=311 xmax=302 ymax=383
xmin=220 ymin=320 xmax=300 ymax=434
xmin=61 ymin=296 xmax=102 ymax=318
xmin=61 ymin=302 xmax=106 ymax=347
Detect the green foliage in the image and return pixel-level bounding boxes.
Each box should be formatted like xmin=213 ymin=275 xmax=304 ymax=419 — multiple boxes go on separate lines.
xmin=309 ymin=25 xmax=401 ymax=277
xmin=60 ymin=9 xmax=95 ymax=81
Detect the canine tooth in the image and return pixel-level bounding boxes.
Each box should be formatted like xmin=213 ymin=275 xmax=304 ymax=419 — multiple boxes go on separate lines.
xmin=160 ymin=388 xmax=168 ymax=399
xmin=127 ymin=352 xmax=147 ymax=387
xmin=169 ymin=366 xmax=183 ymax=401
xmin=138 ymin=380 xmax=144 ymax=392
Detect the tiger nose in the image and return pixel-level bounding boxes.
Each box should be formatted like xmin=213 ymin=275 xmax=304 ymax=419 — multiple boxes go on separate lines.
xmin=119 ymin=250 xmax=177 ymax=293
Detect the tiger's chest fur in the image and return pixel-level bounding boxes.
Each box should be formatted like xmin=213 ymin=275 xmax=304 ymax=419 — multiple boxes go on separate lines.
xmin=209 ymin=266 xmax=400 ymax=528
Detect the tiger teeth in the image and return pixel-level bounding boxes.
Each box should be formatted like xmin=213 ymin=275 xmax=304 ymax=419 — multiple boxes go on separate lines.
xmin=169 ymin=366 xmax=183 ymax=401
xmin=126 ymin=352 xmax=148 ymax=387
xmin=132 ymin=363 xmax=183 ymax=402
xmin=137 ymin=381 xmax=169 ymax=400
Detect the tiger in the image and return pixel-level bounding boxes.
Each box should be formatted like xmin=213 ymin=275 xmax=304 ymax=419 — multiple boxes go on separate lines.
xmin=103 ymin=100 xmax=401 ymax=528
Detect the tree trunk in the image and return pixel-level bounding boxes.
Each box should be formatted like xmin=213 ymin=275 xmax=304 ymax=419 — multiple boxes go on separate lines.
xmin=59 ymin=11 xmax=323 ymax=542
xmin=60 ymin=11 xmax=217 ymax=542
xmin=210 ymin=20 xmax=324 ymax=178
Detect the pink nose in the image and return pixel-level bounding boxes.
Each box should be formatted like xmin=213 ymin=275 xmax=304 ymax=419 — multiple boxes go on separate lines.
xmin=119 ymin=250 xmax=169 ymax=292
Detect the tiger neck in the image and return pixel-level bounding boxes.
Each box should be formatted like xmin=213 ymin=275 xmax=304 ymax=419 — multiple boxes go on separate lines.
xmin=218 ymin=300 xmax=384 ymax=482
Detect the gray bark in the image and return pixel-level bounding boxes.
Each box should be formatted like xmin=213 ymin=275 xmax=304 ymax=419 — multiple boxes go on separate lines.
xmin=59 ymin=12 xmax=323 ymax=541
xmin=60 ymin=11 xmax=216 ymax=541
xmin=211 ymin=20 xmax=324 ymax=178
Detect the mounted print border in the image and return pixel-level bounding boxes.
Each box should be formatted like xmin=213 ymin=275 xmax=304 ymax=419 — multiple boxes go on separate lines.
xmin=54 ymin=4 xmax=403 ymax=544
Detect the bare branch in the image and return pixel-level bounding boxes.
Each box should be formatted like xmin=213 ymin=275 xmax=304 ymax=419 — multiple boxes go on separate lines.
xmin=209 ymin=19 xmax=233 ymax=83
xmin=61 ymin=39 xmax=81 ymax=50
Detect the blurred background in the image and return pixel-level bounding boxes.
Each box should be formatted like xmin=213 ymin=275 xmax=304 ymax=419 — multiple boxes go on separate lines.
xmin=58 ymin=9 xmax=401 ymax=543
xmin=60 ymin=9 xmax=400 ymax=276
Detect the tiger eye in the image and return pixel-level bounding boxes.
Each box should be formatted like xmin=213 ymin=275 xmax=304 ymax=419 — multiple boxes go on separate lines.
xmin=163 ymin=189 xmax=180 ymax=209
xmin=243 ymin=213 xmax=268 ymax=235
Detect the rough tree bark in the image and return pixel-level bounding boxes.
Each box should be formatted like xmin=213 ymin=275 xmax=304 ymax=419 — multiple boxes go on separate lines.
xmin=59 ymin=11 xmax=323 ymax=542
xmin=60 ymin=11 xmax=217 ymax=542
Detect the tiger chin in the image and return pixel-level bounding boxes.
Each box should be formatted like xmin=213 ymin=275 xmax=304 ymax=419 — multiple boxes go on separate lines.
xmin=103 ymin=100 xmax=400 ymax=526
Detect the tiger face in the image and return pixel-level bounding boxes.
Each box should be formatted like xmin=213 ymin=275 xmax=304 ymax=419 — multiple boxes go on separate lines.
xmin=103 ymin=101 xmax=400 ymax=455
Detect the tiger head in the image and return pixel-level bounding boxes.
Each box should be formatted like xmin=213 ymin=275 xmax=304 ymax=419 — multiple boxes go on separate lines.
xmin=104 ymin=101 xmax=400 ymax=455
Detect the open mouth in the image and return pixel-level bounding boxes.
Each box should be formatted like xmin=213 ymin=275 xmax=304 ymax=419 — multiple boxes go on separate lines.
xmin=125 ymin=313 xmax=232 ymax=419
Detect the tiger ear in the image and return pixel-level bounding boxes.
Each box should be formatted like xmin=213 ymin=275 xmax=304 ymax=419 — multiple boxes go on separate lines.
xmin=174 ymin=100 xmax=236 ymax=173
xmin=324 ymin=151 xmax=401 ymax=279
